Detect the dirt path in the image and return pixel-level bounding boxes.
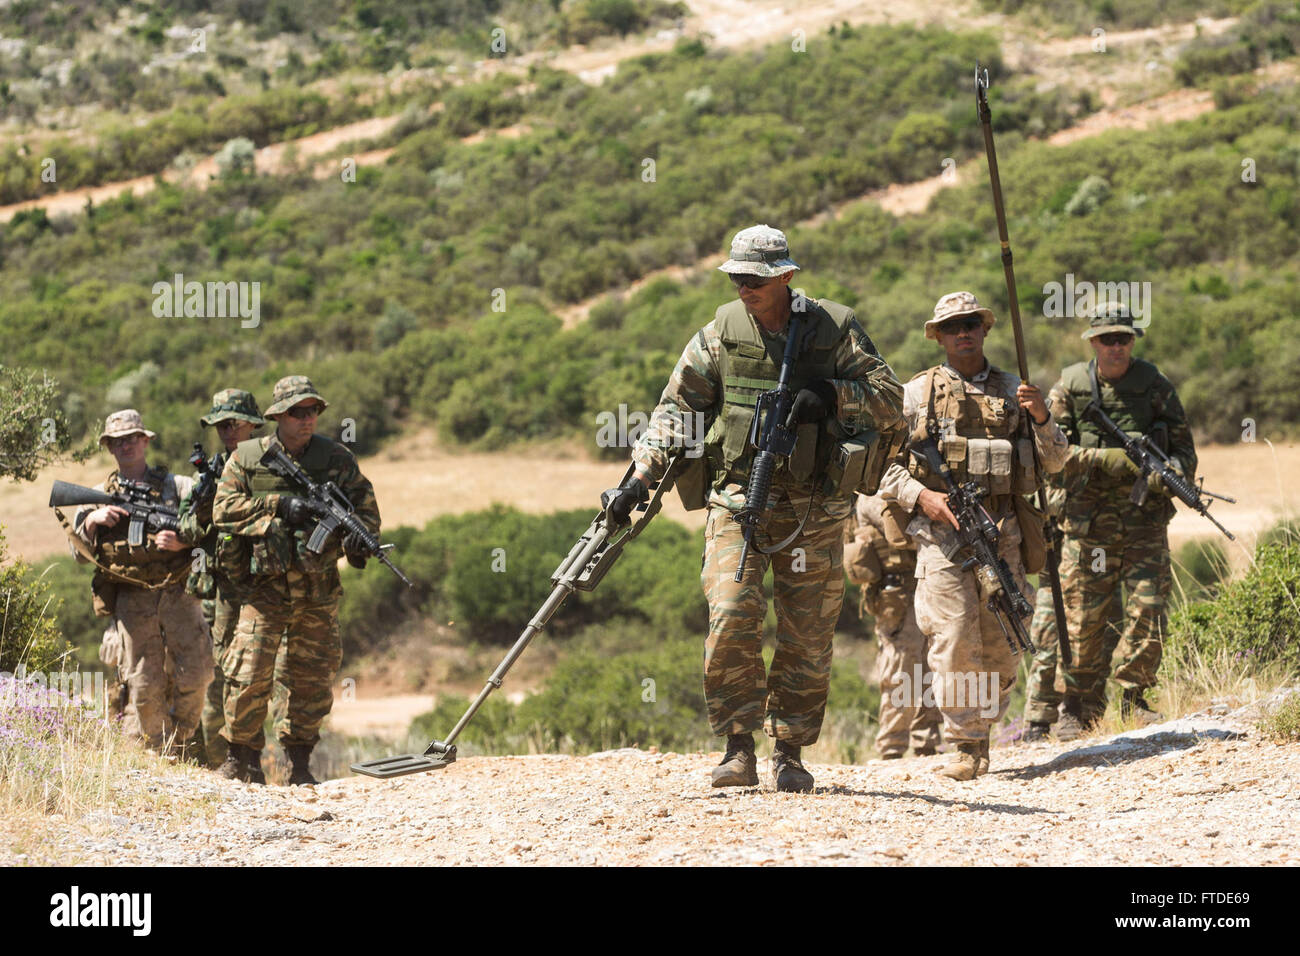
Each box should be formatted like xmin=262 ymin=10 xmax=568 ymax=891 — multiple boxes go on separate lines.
xmin=8 ymin=700 xmax=1297 ymax=866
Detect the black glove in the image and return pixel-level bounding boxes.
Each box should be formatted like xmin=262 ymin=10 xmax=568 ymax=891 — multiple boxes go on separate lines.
xmin=276 ymin=495 xmax=314 ymax=527
xmin=600 ymin=478 xmax=650 ymax=526
xmin=785 ymin=380 xmax=837 ymax=427
xmin=342 ymin=529 xmax=371 ymax=560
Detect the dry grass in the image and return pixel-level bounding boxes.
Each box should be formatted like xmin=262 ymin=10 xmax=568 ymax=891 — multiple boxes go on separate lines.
xmin=0 ymin=678 xmax=216 ymax=855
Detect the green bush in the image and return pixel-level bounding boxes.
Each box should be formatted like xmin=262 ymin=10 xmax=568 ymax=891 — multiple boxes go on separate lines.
xmin=1169 ymin=537 xmax=1300 ymax=672
xmin=0 ymin=532 xmax=71 ymax=675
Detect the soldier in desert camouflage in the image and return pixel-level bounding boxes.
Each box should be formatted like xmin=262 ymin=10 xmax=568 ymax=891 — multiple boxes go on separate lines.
xmin=603 ymin=224 xmax=904 ymax=792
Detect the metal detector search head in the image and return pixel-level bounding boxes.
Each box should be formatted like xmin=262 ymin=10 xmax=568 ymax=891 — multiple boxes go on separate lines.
xmin=351 ymin=742 xmax=457 ymax=779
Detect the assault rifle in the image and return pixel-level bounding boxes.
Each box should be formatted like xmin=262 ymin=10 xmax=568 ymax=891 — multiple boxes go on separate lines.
xmin=49 ymin=479 xmax=181 ymax=546
xmin=1081 ymin=402 xmax=1236 ymax=540
xmin=351 ymin=457 xmax=685 ymax=778
xmin=911 ymin=429 xmax=1034 ymax=655
xmin=733 ymin=312 xmax=804 ymax=583
xmin=188 ymin=443 xmax=222 ymax=509
xmin=259 ymin=444 xmax=414 ymax=587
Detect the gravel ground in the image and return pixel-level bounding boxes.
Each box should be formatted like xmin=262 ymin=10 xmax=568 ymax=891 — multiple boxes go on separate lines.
xmin=5 ymin=703 xmax=1297 ymax=867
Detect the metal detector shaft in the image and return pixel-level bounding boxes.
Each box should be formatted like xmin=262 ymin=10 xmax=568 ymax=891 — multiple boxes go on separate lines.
xmin=439 ymin=528 xmax=610 ymax=749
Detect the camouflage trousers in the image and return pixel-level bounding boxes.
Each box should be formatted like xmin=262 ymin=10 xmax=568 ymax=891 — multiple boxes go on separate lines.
xmin=199 ymin=594 xmax=244 ymax=766
xmin=700 ymin=493 xmax=848 ymax=746
xmin=109 ymin=585 xmax=212 ymax=750
xmin=220 ymin=594 xmax=342 ymax=750
xmin=914 ymin=543 xmax=1030 ymax=745
xmin=1024 ymin=585 xmax=1064 ymax=724
xmin=873 ymin=598 xmax=942 ymax=756
xmin=1053 ymin=525 xmax=1171 ymax=722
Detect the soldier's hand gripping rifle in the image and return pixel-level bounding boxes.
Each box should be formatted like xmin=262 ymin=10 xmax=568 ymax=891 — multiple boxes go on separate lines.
xmin=1081 ymin=402 xmax=1236 ymax=540
xmin=351 ymin=457 xmax=686 ymax=778
xmin=912 ymin=430 xmax=1035 ymax=655
xmin=258 ymin=445 xmax=414 ymax=587
xmin=49 ymin=479 xmax=181 ymax=546
xmin=732 ymin=313 xmax=804 ymax=583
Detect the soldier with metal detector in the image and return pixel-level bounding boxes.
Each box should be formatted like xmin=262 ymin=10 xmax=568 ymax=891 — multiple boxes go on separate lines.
xmin=601 ymin=224 xmax=905 ymax=792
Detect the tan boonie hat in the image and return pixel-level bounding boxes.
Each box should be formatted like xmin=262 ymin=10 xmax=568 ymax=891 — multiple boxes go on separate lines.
xmin=1082 ymin=301 xmax=1144 ymax=340
xmin=717 ymin=224 xmax=801 ymax=278
xmin=98 ymin=409 xmax=156 ymax=447
xmin=200 ymin=388 xmax=266 ymax=427
xmin=263 ymin=375 xmax=329 ymax=418
xmin=925 ymin=290 xmax=997 ymax=341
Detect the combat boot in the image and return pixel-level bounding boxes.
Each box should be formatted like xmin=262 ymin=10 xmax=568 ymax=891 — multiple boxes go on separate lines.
xmin=1120 ymin=688 xmax=1162 ymax=726
xmin=939 ymin=742 xmax=980 ymax=781
xmin=710 ymin=733 xmax=758 ymax=788
xmin=912 ymin=744 xmax=938 ymax=757
xmin=1021 ymin=721 xmax=1052 ymax=743
xmin=770 ymin=741 xmax=814 ymax=793
xmin=217 ymin=743 xmax=266 ymax=785
xmin=1055 ymin=697 xmax=1086 ymax=742
xmin=286 ymin=744 xmax=319 ymax=786
xmin=975 ymin=735 xmax=990 ymax=776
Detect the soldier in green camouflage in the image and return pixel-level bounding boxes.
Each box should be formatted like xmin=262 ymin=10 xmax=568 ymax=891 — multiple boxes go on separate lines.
xmin=175 ymin=389 xmax=266 ymax=767
xmin=212 ymin=376 xmax=381 ymax=785
xmin=1047 ymin=305 xmax=1194 ymax=738
xmin=843 ymin=491 xmax=941 ymax=758
xmin=604 ymin=224 xmax=904 ymax=792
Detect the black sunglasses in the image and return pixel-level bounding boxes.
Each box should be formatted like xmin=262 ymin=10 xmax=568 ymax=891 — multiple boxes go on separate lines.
xmin=728 ymin=273 xmax=776 ymax=290
xmin=936 ymin=315 xmax=984 ymax=336
xmin=1097 ymin=333 xmax=1135 ymax=346
xmin=286 ymin=404 xmax=324 ymax=420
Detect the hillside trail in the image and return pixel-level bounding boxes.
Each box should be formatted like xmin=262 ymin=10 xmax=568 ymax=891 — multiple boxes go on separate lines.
xmin=7 ymin=695 xmax=1297 ymax=866
xmin=0 ymin=1 xmax=1242 ymax=224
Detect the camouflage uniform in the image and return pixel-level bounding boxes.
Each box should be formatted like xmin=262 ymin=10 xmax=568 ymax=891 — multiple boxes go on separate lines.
xmin=1021 ymin=485 xmax=1074 ymax=727
xmin=1048 ymin=314 xmax=1194 ymax=723
xmin=880 ymin=293 xmax=1068 ymax=769
xmin=843 ymin=493 xmax=941 ymax=757
xmin=631 ymin=227 xmax=904 ymax=749
xmin=212 ymin=378 xmax=380 ymax=754
xmin=71 ymin=410 xmax=212 ymax=751
xmin=176 ymin=388 xmax=268 ymax=766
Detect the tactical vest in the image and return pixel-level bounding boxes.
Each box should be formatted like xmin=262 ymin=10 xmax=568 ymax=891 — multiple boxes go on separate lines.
xmin=702 ymin=297 xmax=852 ymax=491
xmin=93 ymin=467 xmax=191 ymax=588
xmin=904 ymin=364 xmax=1037 ymax=511
xmin=1058 ymin=358 xmax=1174 ymax=526
xmin=184 ymin=451 xmax=227 ymax=601
xmin=226 ymin=435 xmax=342 ymax=587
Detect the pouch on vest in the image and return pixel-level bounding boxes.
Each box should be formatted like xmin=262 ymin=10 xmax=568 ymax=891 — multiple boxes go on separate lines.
xmin=989 ymin=438 xmax=1013 ymax=497
xmin=215 ymin=532 xmax=251 ymax=586
xmin=868 ymin=584 xmax=909 ymax=633
xmin=822 ymin=433 xmax=870 ymax=499
xmin=90 ymin=571 xmax=118 ymax=618
xmin=673 ymin=452 xmax=710 ymax=512
xmin=843 ymin=526 xmax=884 ymax=586
xmin=1013 ymin=493 xmax=1047 ymax=575
xmin=1014 ymin=437 xmax=1037 ymax=494
xmin=879 ymin=495 xmax=911 ymax=549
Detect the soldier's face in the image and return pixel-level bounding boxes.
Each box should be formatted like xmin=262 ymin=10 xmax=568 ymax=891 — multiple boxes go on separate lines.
xmin=1090 ymin=333 xmax=1135 ymax=372
xmin=214 ymin=419 xmax=256 ymax=452
xmin=936 ymin=316 xmax=986 ymax=363
xmin=731 ymin=271 xmax=792 ymax=315
xmin=105 ymin=433 xmax=148 ymax=469
xmin=276 ymin=400 xmax=321 ymax=447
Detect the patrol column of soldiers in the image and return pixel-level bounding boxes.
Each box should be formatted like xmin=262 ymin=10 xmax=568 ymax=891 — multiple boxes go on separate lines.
xmin=71 ymin=377 xmax=381 ymax=788
xmin=881 ymin=292 xmax=1068 ymax=781
xmin=607 ymin=224 xmax=904 ymax=792
xmin=70 ymin=410 xmax=212 ymax=754
xmin=1022 ymin=305 xmax=1193 ymax=740
xmin=843 ymin=492 xmax=941 ymax=759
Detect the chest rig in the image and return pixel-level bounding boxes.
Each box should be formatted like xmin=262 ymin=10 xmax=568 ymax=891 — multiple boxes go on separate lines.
xmin=905 ymin=364 xmax=1037 ymax=512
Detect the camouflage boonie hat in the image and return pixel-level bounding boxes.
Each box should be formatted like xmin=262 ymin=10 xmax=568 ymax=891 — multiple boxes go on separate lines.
xmin=98 ymin=409 xmax=156 ymax=447
xmin=199 ymin=388 xmax=266 ymax=427
xmin=263 ymin=375 xmax=329 ymax=417
xmin=925 ymin=291 xmax=996 ymax=341
xmin=1082 ymin=301 xmax=1144 ymax=339
xmin=717 ymin=224 xmax=801 ymax=278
